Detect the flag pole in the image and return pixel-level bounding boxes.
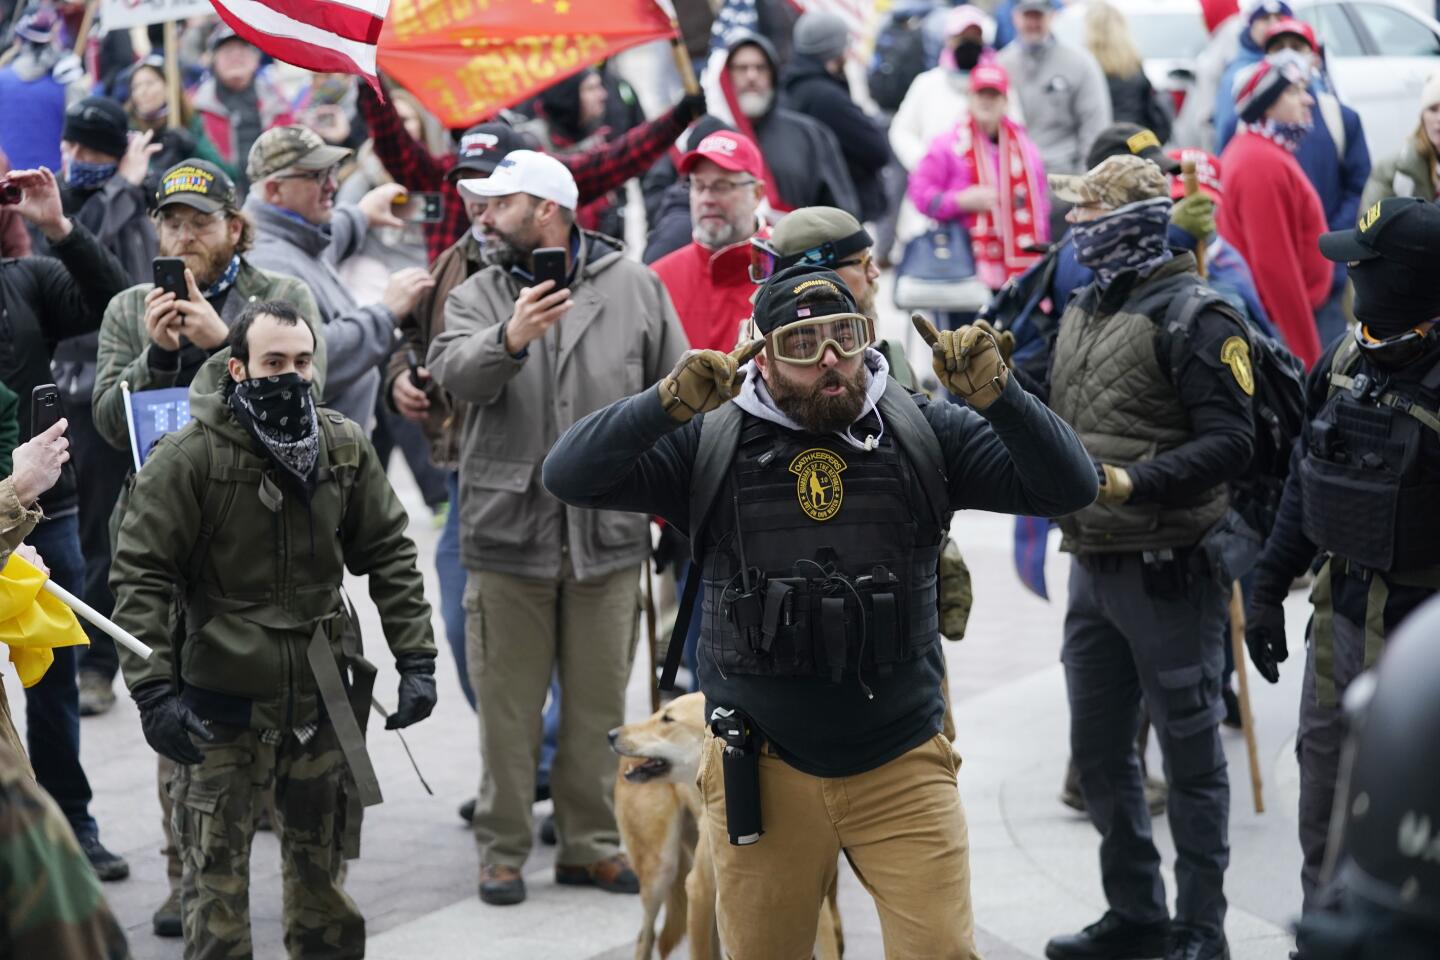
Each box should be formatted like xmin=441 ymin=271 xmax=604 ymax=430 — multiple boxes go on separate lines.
xmin=72 ymin=0 xmax=97 ymax=57
xmin=163 ymin=19 xmax=182 ymax=131
xmin=41 ymin=580 xmax=153 ymax=660
xmin=668 ymin=22 xmax=700 ymax=96
xmin=121 ymin=381 xmax=142 ymax=472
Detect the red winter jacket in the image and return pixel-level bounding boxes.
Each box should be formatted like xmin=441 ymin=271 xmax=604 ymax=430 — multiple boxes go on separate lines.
xmin=651 ymin=233 xmax=764 ymax=352
xmin=1217 ymin=130 xmax=1332 ymax=368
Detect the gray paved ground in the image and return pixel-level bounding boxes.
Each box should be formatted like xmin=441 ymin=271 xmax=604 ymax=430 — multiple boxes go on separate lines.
xmin=10 ymin=464 xmax=1313 ymax=958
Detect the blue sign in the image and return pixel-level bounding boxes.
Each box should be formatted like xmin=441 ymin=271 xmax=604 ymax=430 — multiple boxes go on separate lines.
xmin=128 ymin=387 xmax=192 ymax=467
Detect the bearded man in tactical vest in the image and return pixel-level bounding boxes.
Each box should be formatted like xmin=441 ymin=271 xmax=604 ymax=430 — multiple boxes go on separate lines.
xmin=1037 ymin=154 xmax=1256 ymax=960
xmin=109 ymin=301 xmax=438 ymax=960
xmin=1244 ymin=196 xmax=1440 ymax=919
xmin=542 ymin=264 xmax=1096 ymax=957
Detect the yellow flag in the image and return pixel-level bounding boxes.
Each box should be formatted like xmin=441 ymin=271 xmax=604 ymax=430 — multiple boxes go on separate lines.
xmin=0 ymin=554 xmax=89 ymax=687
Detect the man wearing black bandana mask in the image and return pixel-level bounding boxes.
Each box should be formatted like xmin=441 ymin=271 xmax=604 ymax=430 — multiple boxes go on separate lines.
xmin=109 ymin=300 xmax=437 ymax=957
xmin=1036 ymin=154 xmax=1255 ymax=960
xmin=1245 ymin=196 xmax=1440 ymax=919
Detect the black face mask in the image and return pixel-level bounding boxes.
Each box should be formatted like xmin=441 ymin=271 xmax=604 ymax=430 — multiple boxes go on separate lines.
xmin=227 ymin=372 xmax=320 ymax=494
xmin=954 ymin=39 xmax=984 ymax=72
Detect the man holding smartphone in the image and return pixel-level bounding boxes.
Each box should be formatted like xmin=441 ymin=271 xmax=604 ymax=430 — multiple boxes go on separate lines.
xmin=0 ymin=165 xmax=131 ymax=881
xmin=428 ymin=151 xmax=689 ymax=906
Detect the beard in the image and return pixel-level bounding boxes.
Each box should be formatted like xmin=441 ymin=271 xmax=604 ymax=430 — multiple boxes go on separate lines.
xmin=692 ymin=214 xmax=750 ymax=250
xmin=735 ymin=90 xmax=773 ymax=118
xmin=166 ymin=241 xmax=235 ymax=290
xmin=767 ymin=360 xmax=868 ymax=435
xmin=483 ymin=206 xmax=539 ymax=271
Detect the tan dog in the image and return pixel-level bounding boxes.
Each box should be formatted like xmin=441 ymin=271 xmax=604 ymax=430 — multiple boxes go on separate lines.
xmin=609 ymin=694 xmax=842 ymax=960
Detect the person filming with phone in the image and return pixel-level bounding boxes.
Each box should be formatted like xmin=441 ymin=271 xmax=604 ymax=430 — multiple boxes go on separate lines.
xmin=243 ymin=125 xmax=435 ymax=435
xmin=0 ymin=164 xmax=131 ymax=882
xmin=427 ymin=150 xmax=689 ymax=906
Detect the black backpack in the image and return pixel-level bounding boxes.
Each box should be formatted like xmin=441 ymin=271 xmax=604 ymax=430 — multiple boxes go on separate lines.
xmin=1164 ymin=287 xmax=1306 ymax=541
xmin=868 ymin=10 xmax=929 ymax=113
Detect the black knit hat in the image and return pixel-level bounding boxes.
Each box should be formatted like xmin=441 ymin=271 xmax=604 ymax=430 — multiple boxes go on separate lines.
xmin=63 ymin=96 xmax=129 ymax=160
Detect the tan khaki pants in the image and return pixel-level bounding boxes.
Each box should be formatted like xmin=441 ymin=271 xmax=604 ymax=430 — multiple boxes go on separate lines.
xmin=698 ymin=732 xmax=982 ymax=960
xmin=467 ymin=563 xmax=639 ymax=868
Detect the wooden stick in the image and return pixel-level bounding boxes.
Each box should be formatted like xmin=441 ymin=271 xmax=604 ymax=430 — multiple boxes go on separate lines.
xmin=644 ymin=562 xmax=660 ymax=713
xmin=1229 ymin=581 xmax=1264 ymax=814
xmin=72 ymin=0 xmax=97 ymax=57
xmin=1181 ymin=155 xmax=1207 ymax=279
xmin=669 ymin=23 xmax=701 ymax=97
xmin=163 ymin=19 xmax=182 ymax=131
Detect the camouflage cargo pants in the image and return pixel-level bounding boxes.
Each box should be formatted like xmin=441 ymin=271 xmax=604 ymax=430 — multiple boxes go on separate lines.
xmin=169 ymin=719 xmax=363 ymax=959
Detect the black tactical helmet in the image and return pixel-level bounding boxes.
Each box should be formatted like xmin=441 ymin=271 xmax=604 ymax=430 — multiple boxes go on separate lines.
xmin=1328 ymin=595 xmax=1440 ymax=927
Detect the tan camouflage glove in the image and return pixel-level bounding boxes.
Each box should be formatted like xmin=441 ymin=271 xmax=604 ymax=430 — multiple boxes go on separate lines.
xmin=912 ymin=314 xmax=1009 ymax=409
xmin=1096 ymin=463 xmax=1134 ymax=504
xmin=657 ymin=340 xmax=765 ymax=423
xmin=972 ymin=318 xmax=1015 ymax=365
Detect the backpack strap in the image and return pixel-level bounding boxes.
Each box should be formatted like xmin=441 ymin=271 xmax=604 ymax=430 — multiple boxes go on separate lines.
xmin=1161 ymin=283 xmax=1248 ymax=380
xmin=1327 ymin=338 xmax=1440 ymax=436
xmin=876 ymin=378 xmax=950 ymax=530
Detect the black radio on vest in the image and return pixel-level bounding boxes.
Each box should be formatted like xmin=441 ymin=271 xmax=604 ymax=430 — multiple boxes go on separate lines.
xmin=710 ymin=706 xmax=762 ymax=845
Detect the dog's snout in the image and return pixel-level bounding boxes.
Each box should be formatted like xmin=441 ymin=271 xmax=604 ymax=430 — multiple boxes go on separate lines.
xmin=607 ymin=728 xmax=620 ymax=745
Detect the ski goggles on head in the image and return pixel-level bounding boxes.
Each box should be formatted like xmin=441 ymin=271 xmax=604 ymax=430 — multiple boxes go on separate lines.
xmin=748 ymin=230 xmax=874 ymax=283
xmin=768 ymin=312 xmax=874 ymax=365
xmin=1355 ymin=322 xmax=1438 ymax=370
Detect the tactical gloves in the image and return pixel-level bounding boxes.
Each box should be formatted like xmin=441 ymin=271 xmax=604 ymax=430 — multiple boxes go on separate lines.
xmin=972 ymin=318 xmax=1015 ymax=365
xmin=1171 ymin=192 xmax=1216 ymax=243
xmin=911 ymin=314 xmax=1009 ymax=409
xmin=387 ymin=653 xmax=438 ymax=730
xmin=657 ymin=340 xmax=765 ymax=423
xmin=1095 ymin=463 xmax=1133 ymax=505
xmin=133 ymin=681 xmax=215 ymax=765
xmin=1244 ymin=600 xmax=1288 ymax=684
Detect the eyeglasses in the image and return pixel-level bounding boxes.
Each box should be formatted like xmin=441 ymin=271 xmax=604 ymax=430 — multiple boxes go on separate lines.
xmin=686 ymin=177 xmax=757 ymax=199
xmin=274 ymin=164 xmax=340 ymax=185
xmin=769 ymin=313 xmax=874 ymax=366
xmin=157 ymin=210 xmax=225 ymax=235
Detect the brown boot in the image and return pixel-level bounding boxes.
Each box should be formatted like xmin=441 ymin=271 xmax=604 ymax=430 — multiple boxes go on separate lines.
xmin=555 ymin=853 xmax=639 ymax=894
xmin=479 ymin=864 xmax=526 ymax=906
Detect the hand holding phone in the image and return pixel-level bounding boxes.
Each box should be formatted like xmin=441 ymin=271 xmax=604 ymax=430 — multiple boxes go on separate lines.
xmin=153 ymin=257 xmax=188 ymax=301
xmin=30 ymin=384 xmax=63 ymax=440
xmin=392 ymin=192 xmax=443 ymax=224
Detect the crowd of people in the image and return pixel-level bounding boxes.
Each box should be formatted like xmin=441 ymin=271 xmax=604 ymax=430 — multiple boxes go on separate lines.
xmin=2 ymin=0 xmax=1440 ymax=958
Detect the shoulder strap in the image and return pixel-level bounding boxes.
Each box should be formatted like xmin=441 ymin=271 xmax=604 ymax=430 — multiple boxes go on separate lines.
xmin=1161 ymin=284 xmax=1247 ymax=379
xmin=1326 ymin=336 xmax=1364 ymax=397
xmin=687 ymin=403 xmax=743 ymax=565
xmin=187 ymin=428 xmax=242 ymax=588
xmin=876 ymin=378 xmax=949 ymax=530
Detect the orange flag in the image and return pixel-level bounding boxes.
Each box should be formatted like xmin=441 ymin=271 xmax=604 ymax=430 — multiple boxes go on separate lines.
xmin=377 ymin=0 xmax=675 ymax=128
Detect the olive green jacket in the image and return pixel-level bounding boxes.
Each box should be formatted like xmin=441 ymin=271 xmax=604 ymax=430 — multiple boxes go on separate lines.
xmin=91 ymin=258 xmax=325 ymax=452
xmin=109 ymin=354 xmax=434 ymax=730
xmin=1361 ymin=141 xmax=1437 ymax=210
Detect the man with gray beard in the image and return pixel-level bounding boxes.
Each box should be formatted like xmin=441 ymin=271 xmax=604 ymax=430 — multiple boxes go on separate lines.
xmin=712 ymin=33 xmax=860 ymax=218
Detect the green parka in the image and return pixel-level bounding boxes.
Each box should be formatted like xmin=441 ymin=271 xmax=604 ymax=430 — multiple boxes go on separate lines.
xmin=109 ymin=353 xmax=434 ymax=731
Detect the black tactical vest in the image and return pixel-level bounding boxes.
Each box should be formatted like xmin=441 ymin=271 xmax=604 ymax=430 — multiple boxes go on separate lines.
xmin=695 ymin=412 xmax=945 ymax=683
xmin=1300 ymin=343 xmax=1440 ymax=573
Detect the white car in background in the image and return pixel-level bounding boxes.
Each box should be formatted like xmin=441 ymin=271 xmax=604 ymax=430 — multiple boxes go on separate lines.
xmin=1052 ymin=0 xmax=1440 ymax=158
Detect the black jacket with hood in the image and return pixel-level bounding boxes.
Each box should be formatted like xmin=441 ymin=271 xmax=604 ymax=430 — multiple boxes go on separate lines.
xmin=780 ymin=52 xmax=893 ymax=223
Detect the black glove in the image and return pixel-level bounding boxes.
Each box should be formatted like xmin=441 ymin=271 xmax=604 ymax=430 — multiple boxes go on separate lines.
xmin=676 ymin=90 xmax=707 ymax=125
xmin=387 ymin=654 xmax=437 ymax=730
xmin=133 ymin=682 xmax=214 ymax=765
xmin=1244 ymin=600 xmax=1288 ymax=684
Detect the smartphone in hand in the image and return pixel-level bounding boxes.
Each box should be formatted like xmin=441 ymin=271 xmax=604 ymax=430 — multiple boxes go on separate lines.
xmin=393 ymin=192 xmax=443 ymax=223
xmin=531 ymin=247 xmax=568 ymax=290
xmin=153 ymin=257 xmax=188 ymax=301
xmin=30 ymin=384 xmax=62 ymax=439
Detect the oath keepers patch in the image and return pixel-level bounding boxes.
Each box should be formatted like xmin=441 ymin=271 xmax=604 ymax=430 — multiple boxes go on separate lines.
xmin=789 ymin=449 xmax=847 ymax=521
xmin=1220 ymin=336 xmax=1254 ymax=396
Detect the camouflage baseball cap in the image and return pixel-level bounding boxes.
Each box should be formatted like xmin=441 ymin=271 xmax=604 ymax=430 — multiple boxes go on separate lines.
xmin=246 ymin=124 xmax=352 ymax=183
xmin=1048 ymin=155 xmax=1169 ymax=210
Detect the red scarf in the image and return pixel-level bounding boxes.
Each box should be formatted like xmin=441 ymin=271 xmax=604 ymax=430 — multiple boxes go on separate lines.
xmin=961 ymin=115 xmax=1043 ymax=282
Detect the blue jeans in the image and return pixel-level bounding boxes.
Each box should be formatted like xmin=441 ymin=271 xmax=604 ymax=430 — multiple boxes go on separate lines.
xmin=24 ymin=514 xmax=97 ymax=840
xmin=441 ymin=474 xmax=559 ymax=787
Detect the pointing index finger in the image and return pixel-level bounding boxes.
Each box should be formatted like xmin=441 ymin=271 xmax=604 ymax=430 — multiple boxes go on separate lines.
xmin=731 ymin=338 xmax=765 ymax=366
xmin=911 ymin=313 xmax=941 ymax=348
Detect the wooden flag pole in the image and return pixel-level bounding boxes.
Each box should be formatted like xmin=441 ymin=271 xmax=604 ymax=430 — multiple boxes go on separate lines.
xmin=163 ymin=19 xmax=182 ymax=131
xmin=72 ymin=0 xmax=97 ymax=57
xmin=1229 ymin=582 xmax=1265 ymax=814
xmin=1181 ymin=155 xmax=1207 ymax=279
xmin=669 ymin=21 xmax=700 ymax=97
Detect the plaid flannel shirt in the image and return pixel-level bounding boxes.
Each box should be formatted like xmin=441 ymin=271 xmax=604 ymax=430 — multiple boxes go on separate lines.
xmin=358 ymin=85 xmax=687 ymax=263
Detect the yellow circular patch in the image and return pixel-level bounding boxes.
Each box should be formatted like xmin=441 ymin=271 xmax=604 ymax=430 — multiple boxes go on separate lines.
xmin=789 ymin=449 xmax=847 ymax=522
xmin=1220 ymin=336 xmax=1255 ymax=396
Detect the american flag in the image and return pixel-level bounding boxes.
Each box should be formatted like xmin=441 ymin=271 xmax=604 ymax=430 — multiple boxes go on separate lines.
xmin=207 ymin=0 xmax=389 ymax=90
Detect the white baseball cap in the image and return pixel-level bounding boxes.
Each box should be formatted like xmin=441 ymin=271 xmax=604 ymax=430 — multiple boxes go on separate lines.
xmin=456 ymin=149 xmax=578 ymax=211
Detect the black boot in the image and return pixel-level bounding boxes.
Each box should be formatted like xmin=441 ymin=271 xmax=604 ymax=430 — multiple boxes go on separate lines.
xmin=1045 ymin=911 xmax=1169 ymax=960
xmin=1165 ymin=925 xmax=1229 ymax=960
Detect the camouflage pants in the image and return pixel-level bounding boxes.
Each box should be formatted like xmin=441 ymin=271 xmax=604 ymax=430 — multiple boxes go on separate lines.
xmin=169 ymin=720 xmax=363 ymax=959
